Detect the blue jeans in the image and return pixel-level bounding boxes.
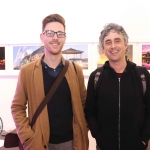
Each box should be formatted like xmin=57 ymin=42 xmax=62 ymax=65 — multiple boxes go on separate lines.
xmin=48 ymin=140 xmax=73 ymax=150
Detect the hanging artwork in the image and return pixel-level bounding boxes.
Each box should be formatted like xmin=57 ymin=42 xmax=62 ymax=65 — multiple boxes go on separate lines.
xmin=62 ymin=44 xmax=89 ymax=69
xmin=0 ymin=47 xmax=5 ymax=70
xmin=142 ymin=45 xmax=150 ymax=70
xmin=97 ymin=45 xmax=133 ymax=68
xmin=13 ymin=45 xmax=44 ymax=70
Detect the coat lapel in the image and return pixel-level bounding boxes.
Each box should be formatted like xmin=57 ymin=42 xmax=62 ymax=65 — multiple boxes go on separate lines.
xmin=33 ymin=56 xmax=50 ymax=143
xmin=33 ymin=57 xmax=45 ymax=106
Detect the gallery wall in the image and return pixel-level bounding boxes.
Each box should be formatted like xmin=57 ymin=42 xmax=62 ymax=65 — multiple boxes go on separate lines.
xmin=0 ymin=1 xmax=150 ymax=149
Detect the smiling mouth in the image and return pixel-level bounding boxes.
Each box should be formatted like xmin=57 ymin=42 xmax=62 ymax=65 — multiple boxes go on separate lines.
xmin=110 ymin=50 xmax=119 ymax=54
xmin=51 ymin=43 xmax=59 ymax=46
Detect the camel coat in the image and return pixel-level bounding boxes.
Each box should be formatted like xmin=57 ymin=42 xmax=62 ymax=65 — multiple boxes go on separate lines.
xmin=11 ymin=56 xmax=89 ymax=150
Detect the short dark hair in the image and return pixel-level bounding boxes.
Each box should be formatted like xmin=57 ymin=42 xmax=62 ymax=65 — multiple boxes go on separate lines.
xmin=99 ymin=23 xmax=129 ymax=49
xmin=42 ymin=14 xmax=66 ymax=32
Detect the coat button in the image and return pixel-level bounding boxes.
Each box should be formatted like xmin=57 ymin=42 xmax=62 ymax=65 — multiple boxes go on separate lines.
xmin=44 ymin=145 xmax=47 ymax=149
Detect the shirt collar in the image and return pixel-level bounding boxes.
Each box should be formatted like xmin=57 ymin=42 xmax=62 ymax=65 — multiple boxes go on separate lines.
xmin=41 ymin=58 xmax=63 ymax=69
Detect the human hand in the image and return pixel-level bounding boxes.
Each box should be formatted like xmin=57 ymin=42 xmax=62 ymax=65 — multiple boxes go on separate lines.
xmin=142 ymin=141 xmax=146 ymax=146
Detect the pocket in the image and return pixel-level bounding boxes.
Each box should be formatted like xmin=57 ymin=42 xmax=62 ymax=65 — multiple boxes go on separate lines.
xmin=23 ymin=134 xmax=34 ymax=149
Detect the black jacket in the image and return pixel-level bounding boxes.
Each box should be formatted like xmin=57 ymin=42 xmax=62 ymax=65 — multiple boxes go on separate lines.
xmin=85 ymin=61 xmax=150 ymax=150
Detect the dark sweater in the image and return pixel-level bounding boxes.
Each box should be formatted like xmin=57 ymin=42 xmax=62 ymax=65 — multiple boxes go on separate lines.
xmin=42 ymin=66 xmax=73 ymax=144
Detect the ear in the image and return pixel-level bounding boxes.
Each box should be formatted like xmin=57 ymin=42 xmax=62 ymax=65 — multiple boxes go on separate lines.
xmin=102 ymin=48 xmax=106 ymax=56
xmin=101 ymin=48 xmax=105 ymax=53
xmin=64 ymin=35 xmax=66 ymax=42
xmin=125 ymin=45 xmax=128 ymax=54
xmin=40 ymin=33 xmax=44 ymax=42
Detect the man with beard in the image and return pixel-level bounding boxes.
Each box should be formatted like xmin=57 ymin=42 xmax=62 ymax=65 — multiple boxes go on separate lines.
xmin=85 ymin=23 xmax=150 ymax=150
xmin=11 ymin=14 xmax=88 ymax=150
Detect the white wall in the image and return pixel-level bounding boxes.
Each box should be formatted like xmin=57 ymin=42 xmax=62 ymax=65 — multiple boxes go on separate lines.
xmin=0 ymin=76 xmax=17 ymax=130
xmin=0 ymin=0 xmax=150 ymax=44
xmin=0 ymin=0 xmax=150 ymax=149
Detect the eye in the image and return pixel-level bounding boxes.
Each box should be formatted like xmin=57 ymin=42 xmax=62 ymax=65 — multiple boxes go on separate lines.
xmin=57 ymin=32 xmax=63 ymax=35
xmin=105 ymin=41 xmax=111 ymax=45
xmin=47 ymin=30 xmax=53 ymax=35
xmin=115 ymin=39 xmax=121 ymax=43
xmin=57 ymin=32 xmax=66 ymax=38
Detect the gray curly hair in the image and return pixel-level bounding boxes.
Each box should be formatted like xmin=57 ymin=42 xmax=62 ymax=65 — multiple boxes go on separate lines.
xmin=99 ymin=23 xmax=129 ymax=50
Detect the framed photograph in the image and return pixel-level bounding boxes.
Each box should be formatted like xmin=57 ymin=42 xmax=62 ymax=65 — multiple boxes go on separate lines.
xmin=62 ymin=44 xmax=89 ymax=69
xmin=141 ymin=44 xmax=150 ymax=70
xmin=12 ymin=44 xmax=91 ymax=69
xmin=0 ymin=47 xmax=5 ymax=70
xmin=62 ymin=44 xmax=92 ymax=76
xmin=0 ymin=46 xmax=12 ymax=76
xmin=13 ymin=45 xmax=44 ymax=70
xmin=126 ymin=45 xmax=133 ymax=62
xmin=97 ymin=45 xmax=108 ymax=68
xmin=97 ymin=44 xmax=133 ymax=68
xmin=5 ymin=43 xmax=92 ymax=76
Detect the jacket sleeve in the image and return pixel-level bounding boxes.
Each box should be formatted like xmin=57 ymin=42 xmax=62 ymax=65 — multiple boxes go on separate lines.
xmin=84 ymin=71 xmax=101 ymax=138
xmin=141 ymin=68 xmax=150 ymax=144
xmin=11 ymin=67 xmax=34 ymax=144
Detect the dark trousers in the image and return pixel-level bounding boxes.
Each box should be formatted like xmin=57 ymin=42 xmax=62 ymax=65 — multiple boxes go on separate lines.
xmin=48 ymin=140 xmax=73 ymax=150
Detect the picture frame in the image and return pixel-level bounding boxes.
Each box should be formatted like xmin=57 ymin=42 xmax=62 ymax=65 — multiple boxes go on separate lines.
xmin=1 ymin=42 xmax=148 ymax=76
xmin=95 ymin=43 xmax=136 ymax=68
xmin=62 ymin=43 xmax=92 ymax=76
xmin=0 ymin=46 xmax=11 ymax=76
xmin=0 ymin=46 xmax=6 ymax=70
xmin=141 ymin=44 xmax=150 ymax=70
xmin=13 ymin=45 xmax=44 ymax=70
xmin=0 ymin=44 xmax=43 ymax=76
xmin=1 ymin=43 xmax=93 ymax=76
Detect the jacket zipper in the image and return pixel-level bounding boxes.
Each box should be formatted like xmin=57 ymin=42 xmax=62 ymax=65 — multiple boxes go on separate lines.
xmin=118 ymin=78 xmax=121 ymax=150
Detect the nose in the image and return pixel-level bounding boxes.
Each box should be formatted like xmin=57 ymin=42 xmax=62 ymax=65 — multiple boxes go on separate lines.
xmin=111 ymin=41 xmax=116 ymax=49
xmin=52 ymin=33 xmax=58 ymax=39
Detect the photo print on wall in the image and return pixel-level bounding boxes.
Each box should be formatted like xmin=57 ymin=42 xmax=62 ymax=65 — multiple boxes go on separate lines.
xmin=13 ymin=45 xmax=44 ymax=70
xmin=13 ymin=44 xmax=89 ymax=70
xmin=142 ymin=45 xmax=150 ymax=70
xmin=62 ymin=44 xmax=88 ymax=69
xmin=0 ymin=47 xmax=5 ymax=70
xmin=97 ymin=45 xmax=133 ymax=68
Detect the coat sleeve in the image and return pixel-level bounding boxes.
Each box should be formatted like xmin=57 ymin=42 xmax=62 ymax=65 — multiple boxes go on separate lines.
xmin=141 ymin=68 xmax=150 ymax=144
xmin=11 ymin=67 xmax=34 ymax=144
xmin=84 ymin=71 xmax=101 ymax=138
